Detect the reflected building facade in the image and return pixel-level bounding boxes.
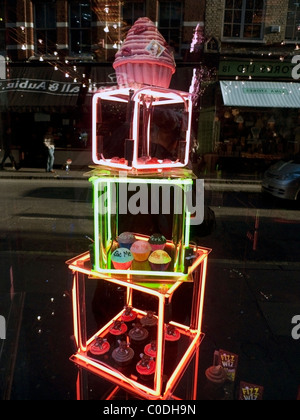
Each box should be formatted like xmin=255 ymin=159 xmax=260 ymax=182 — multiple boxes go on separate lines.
xmin=0 ymin=1 xmax=299 ymax=172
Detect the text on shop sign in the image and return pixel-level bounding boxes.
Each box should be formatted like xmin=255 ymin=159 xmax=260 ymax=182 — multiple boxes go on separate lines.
xmin=219 ymin=56 xmax=300 ymax=80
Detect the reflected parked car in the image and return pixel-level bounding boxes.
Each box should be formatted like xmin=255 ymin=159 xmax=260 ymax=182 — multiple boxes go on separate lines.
xmin=262 ymin=156 xmax=300 ymax=200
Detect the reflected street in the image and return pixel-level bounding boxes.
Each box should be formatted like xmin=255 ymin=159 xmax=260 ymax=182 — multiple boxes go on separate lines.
xmin=0 ymin=177 xmax=299 ymax=400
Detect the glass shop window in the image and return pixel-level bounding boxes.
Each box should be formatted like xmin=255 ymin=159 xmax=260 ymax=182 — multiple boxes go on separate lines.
xmin=69 ymin=1 xmax=92 ymax=54
xmin=158 ymin=1 xmax=183 ymax=57
xmin=0 ymin=1 xmax=5 ymax=52
xmin=34 ymin=1 xmax=57 ymax=54
xmin=285 ymin=0 xmax=300 ymax=41
xmin=223 ymin=0 xmax=266 ymax=40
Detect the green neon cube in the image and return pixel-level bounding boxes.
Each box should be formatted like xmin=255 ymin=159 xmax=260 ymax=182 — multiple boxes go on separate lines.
xmin=89 ymin=172 xmax=194 ymax=280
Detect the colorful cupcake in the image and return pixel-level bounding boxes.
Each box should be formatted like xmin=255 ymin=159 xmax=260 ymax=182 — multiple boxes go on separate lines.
xmin=113 ymin=17 xmax=176 ymax=88
xmin=148 ymin=250 xmax=171 ymax=271
xmin=148 ymin=233 xmax=167 ymax=251
xmin=116 ymin=232 xmax=136 ymax=249
xmin=130 ymin=240 xmax=152 ymax=262
xmin=111 ymin=248 xmax=134 ymax=270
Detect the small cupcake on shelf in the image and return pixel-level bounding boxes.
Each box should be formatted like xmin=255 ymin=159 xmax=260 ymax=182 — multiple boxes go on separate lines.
xmin=140 ymin=310 xmax=158 ymax=339
xmin=89 ymin=337 xmax=110 ymax=357
xmin=136 ymin=353 xmax=156 ymax=381
xmin=148 ymin=233 xmax=167 ymax=251
xmin=165 ymin=324 xmax=181 ymax=342
xmin=112 ymin=340 xmax=135 ymax=367
xmin=148 ymin=250 xmax=171 ymax=271
xmin=128 ymin=321 xmax=149 ymax=345
xmin=116 ymin=232 xmax=136 ymax=250
xmin=144 ymin=340 xmax=157 ymax=359
xmin=111 ymin=248 xmax=134 ymax=270
xmin=109 ymin=320 xmax=128 ymax=338
xmin=121 ymin=305 xmax=137 ymax=325
xmin=130 ymin=241 xmax=152 ymax=262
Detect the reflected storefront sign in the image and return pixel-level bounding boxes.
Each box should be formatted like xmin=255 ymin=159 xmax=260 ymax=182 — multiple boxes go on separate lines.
xmin=219 ymin=57 xmax=298 ymax=80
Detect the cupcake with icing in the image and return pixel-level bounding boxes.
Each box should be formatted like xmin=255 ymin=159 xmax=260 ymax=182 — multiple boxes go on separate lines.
xmin=130 ymin=240 xmax=152 ymax=262
xmin=121 ymin=306 xmax=137 ymax=324
xmin=136 ymin=353 xmax=156 ymax=381
xmin=89 ymin=337 xmax=110 ymax=356
xmin=109 ymin=320 xmax=128 ymax=337
xmin=165 ymin=324 xmax=181 ymax=342
xmin=111 ymin=248 xmax=134 ymax=270
xmin=148 ymin=250 xmax=171 ymax=271
xmin=113 ymin=17 xmax=176 ymax=88
xmin=112 ymin=340 xmax=135 ymax=367
xmin=116 ymin=232 xmax=136 ymax=249
xmin=144 ymin=340 xmax=157 ymax=358
xmin=148 ymin=233 xmax=167 ymax=251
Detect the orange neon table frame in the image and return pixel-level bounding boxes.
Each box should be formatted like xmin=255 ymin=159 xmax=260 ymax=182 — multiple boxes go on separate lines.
xmin=67 ymin=246 xmax=209 ymax=400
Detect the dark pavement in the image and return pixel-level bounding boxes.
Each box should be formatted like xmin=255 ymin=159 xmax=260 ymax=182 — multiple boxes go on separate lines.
xmin=0 ymin=165 xmax=299 ymax=401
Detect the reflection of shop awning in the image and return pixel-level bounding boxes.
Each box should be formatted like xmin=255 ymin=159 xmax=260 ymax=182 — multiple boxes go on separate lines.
xmin=0 ymin=65 xmax=115 ymax=111
xmin=220 ymin=81 xmax=300 ymax=108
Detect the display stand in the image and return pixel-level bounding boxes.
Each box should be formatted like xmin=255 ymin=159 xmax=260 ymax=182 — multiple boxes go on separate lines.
xmin=66 ymin=83 xmax=211 ymax=400
xmin=67 ymin=244 xmax=210 ymax=400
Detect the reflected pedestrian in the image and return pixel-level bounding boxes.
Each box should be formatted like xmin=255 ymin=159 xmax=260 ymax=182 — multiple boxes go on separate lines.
xmin=44 ymin=127 xmax=55 ymax=173
xmin=0 ymin=127 xmax=18 ymax=170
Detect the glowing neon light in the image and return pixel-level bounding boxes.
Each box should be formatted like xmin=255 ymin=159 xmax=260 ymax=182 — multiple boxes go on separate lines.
xmin=92 ymin=86 xmax=193 ymax=170
xmin=91 ymin=175 xmax=193 ymax=279
xmin=67 ymin=245 xmax=210 ymax=400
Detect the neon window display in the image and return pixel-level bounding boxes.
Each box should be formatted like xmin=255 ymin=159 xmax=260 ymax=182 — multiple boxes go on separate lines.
xmin=92 ymin=87 xmax=193 ymax=170
xmin=89 ymin=171 xmax=198 ymax=279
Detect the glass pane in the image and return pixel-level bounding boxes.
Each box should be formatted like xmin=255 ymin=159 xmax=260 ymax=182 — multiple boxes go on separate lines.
xmin=224 ymin=10 xmax=233 ymax=22
xmin=246 ymin=0 xmax=254 ymax=8
xmin=255 ymin=0 xmax=264 ymax=9
xmin=223 ymin=24 xmax=233 ymax=37
xmin=47 ymin=30 xmax=57 ymax=51
xmin=234 ymin=10 xmax=242 ymax=23
xmin=225 ymin=0 xmax=234 ymax=8
xmin=170 ymin=2 xmax=182 ymax=27
xmin=45 ymin=4 xmax=56 ymax=29
xmin=135 ymin=3 xmax=145 ymax=18
xmin=159 ymin=3 xmax=170 ymax=27
xmin=0 ymin=31 xmax=5 ymax=51
xmin=245 ymin=11 xmax=254 ymax=23
xmin=71 ymin=31 xmax=81 ymax=52
xmin=81 ymin=30 xmax=92 ymax=50
xmin=0 ymin=3 xmax=5 ymax=29
xmin=35 ymin=4 xmax=45 ymax=28
xmin=233 ymin=24 xmax=241 ymax=37
xmin=234 ymin=0 xmax=243 ymax=9
xmin=251 ymin=24 xmax=262 ymax=37
xmin=81 ymin=5 xmax=92 ymax=28
xmin=70 ymin=4 xmax=81 ymax=28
